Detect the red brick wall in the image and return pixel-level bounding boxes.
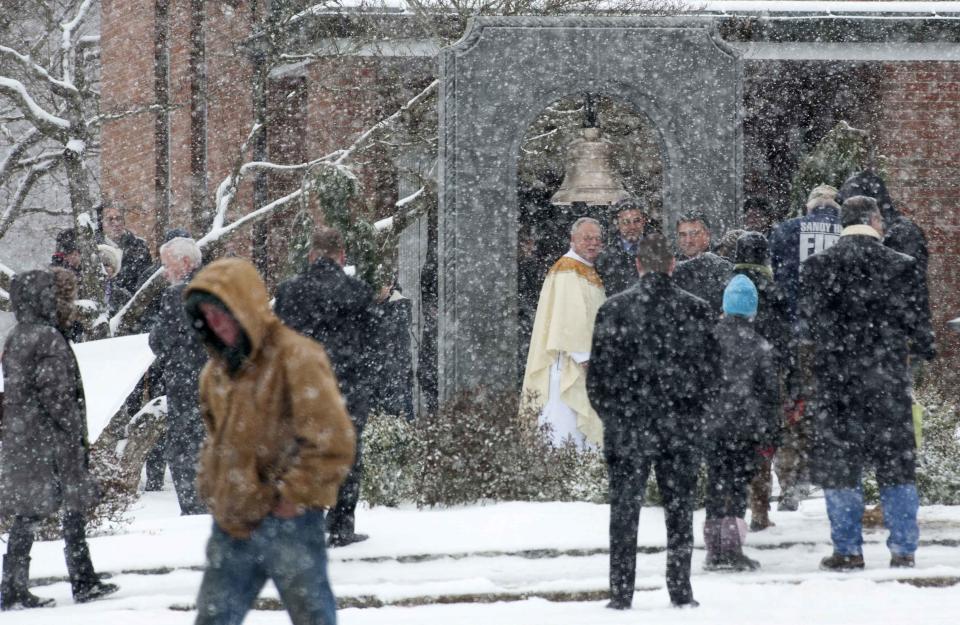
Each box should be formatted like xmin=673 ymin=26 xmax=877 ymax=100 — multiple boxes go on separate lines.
xmin=100 ymin=0 xmax=157 ymax=243
xmin=101 ymin=0 xmax=257 ymax=252
xmin=101 ymin=15 xmax=960 ymax=378
xmin=877 ymin=61 xmax=960 ymax=376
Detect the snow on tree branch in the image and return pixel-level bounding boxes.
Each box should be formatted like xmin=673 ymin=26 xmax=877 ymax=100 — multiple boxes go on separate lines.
xmin=60 ymin=0 xmax=95 ymax=86
xmin=0 ymin=127 xmax=43 ymax=188
xmin=333 ymin=79 xmax=438 ymax=166
xmin=107 ymin=79 xmax=439 ymax=334
xmin=0 ymin=45 xmax=80 ymax=99
xmin=0 ymin=77 xmax=71 ymax=135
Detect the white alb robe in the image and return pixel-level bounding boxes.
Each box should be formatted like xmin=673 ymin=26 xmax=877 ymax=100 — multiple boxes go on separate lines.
xmin=520 ymin=250 xmax=606 ymax=449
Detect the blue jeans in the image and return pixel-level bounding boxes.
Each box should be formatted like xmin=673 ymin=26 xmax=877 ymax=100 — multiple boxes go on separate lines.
xmin=194 ymin=509 xmax=337 ymax=625
xmin=824 ymin=483 xmax=919 ymax=557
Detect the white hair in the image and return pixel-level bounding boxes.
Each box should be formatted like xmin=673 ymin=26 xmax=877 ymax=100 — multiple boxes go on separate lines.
xmin=97 ymin=244 xmax=123 ymax=274
xmin=160 ymin=237 xmax=202 ymax=269
xmin=570 ymin=217 xmax=601 ymax=237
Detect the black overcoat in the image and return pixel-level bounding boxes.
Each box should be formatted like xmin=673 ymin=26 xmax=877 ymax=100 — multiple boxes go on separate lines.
xmin=148 ymin=279 xmax=208 ymax=463
xmin=672 ymin=252 xmax=732 ymax=314
xmin=595 ymin=244 xmax=638 ymax=296
xmin=799 ymin=234 xmax=934 ymax=488
xmin=274 ymin=258 xmax=378 ymax=420
xmin=587 ymin=272 xmax=720 ymax=460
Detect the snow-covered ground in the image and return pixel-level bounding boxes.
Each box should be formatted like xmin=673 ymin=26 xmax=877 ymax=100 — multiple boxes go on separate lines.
xmin=4 ymin=488 xmax=960 ymax=624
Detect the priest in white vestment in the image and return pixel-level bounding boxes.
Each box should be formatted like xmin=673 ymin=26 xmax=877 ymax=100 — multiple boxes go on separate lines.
xmin=521 ymin=217 xmax=606 ymax=450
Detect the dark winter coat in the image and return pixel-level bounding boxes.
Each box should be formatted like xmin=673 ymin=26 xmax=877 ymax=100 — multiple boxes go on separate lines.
xmin=836 ymin=171 xmax=929 ymax=276
xmin=731 ymin=263 xmax=796 ymax=398
xmin=148 ymin=277 xmax=208 ymax=464
xmin=799 ymin=233 xmax=935 ymax=489
xmin=104 ymin=278 xmax=132 ymax=317
xmin=113 ymin=230 xmax=153 ymax=296
xmin=709 ymin=316 xmax=780 ymax=449
xmin=836 ymin=171 xmax=931 ymax=336
xmin=595 ymin=241 xmax=639 ymax=296
xmin=370 ymin=289 xmax=415 ymax=421
xmin=0 ymin=271 xmax=98 ymax=517
xmin=672 ymin=252 xmax=732 ymax=314
xmin=275 ymin=258 xmax=378 ymax=421
xmin=769 ymin=206 xmax=842 ymax=327
xmin=587 ymin=272 xmax=720 ymax=460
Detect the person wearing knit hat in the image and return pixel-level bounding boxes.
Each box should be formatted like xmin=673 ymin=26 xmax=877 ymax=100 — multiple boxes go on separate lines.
xmin=722 ymin=274 xmax=757 ymax=317
xmin=51 ymin=228 xmax=81 ymax=274
xmin=731 ymin=232 xmax=795 ymax=532
xmin=703 ymin=274 xmax=780 ymax=572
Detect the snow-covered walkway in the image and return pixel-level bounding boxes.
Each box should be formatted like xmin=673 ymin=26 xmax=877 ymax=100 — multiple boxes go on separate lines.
xmin=4 ymin=489 xmax=960 ymax=624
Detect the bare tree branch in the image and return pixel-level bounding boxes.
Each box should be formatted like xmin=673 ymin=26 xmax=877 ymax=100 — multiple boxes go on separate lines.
xmin=0 ymin=76 xmax=70 ymax=136
xmin=0 ymin=157 xmax=60 ymax=241
xmin=0 ymin=45 xmax=79 ymax=99
xmin=0 ymin=126 xmax=43 ymax=187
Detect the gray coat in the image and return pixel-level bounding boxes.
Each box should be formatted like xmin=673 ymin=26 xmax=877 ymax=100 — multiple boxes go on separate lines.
xmin=0 ymin=270 xmax=98 ymax=517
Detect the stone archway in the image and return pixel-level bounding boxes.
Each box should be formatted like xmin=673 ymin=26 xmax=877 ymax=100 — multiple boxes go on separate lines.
xmin=438 ymin=16 xmax=742 ymax=402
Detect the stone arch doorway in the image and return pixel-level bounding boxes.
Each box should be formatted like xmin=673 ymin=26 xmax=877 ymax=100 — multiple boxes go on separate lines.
xmin=438 ymin=16 xmax=742 ymax=402
xmin=516 ymin=92 xmax=666 ymax=386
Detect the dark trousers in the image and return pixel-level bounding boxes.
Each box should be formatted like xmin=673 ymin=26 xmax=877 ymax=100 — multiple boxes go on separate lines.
xmin=325 ymin=400 xmax=368 ymax=539
xmin=7 ymin=512 xmax=98 ymax=590
xmin=165 ymin=417 xmax=207 ymax=515
xmin=607 ymin=447 xmax=698 ymax=606
xmin=705 ymin=442 xmax=759 ymax=520
xmin=8 ymin=513 xmax=85 ymax=559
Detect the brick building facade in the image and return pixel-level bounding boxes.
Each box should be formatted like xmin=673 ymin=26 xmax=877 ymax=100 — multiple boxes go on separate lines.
xmin=99 ymin=4 xmax=960 ymax=383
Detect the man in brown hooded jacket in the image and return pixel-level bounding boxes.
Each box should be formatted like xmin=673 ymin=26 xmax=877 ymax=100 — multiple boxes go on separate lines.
xmin=184 ymin=258 xmax=355 ymax=625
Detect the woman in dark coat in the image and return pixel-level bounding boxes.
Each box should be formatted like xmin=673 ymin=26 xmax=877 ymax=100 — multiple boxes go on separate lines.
xmin=0 ymin=270 xmax=117 ymax=610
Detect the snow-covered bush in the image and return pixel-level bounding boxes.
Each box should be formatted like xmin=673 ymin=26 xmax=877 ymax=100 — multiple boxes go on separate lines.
xmin=360 ymin=390 xmax=608 ymax=507
xmin=360 ymin=413 xmax=423 ymax=507
xmin=861 ymin=383 xmax=960 ymax=505
xmin=914 ymin=385 xmax=960 ymax=505
xmin=416 ymin=390 xmax=559 ymax=506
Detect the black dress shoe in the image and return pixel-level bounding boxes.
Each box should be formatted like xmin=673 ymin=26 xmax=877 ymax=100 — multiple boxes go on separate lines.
xmin=819 ymin=553 xmax=865 ymax=571
xmin=327 ymin=532 xmax=369 ymax=548
xmin=605 ymin=599 xmax=631 ymax=610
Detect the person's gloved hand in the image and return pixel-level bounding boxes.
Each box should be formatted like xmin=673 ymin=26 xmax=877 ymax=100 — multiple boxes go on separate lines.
xmin=757 ymin=446 xmax=776 ymax=460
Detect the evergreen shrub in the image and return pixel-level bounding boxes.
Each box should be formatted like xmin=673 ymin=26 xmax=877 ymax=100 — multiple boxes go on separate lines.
xmin=360 ymin=389 xmax=608 ymax=507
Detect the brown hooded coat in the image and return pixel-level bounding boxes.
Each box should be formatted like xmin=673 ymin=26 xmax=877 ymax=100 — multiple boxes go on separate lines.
xmin=185 ymin=258 xmax=355 ymax=538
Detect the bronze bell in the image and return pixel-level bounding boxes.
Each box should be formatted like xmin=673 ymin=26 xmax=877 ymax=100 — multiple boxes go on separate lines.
xmin=551 ymin=127 xmax=630 ymax=206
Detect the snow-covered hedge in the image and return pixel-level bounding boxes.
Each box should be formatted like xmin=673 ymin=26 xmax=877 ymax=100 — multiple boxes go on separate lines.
xmin=361 ymin=391 xmax=608 ymax=507
xmin=914 ymin=385 xmax=960 ymax=505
